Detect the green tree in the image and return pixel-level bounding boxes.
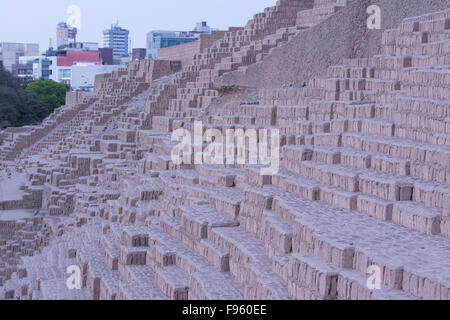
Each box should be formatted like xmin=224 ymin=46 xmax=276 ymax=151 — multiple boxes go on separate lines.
xmin=0 ymin=65 xmax=50 ymax=127
xmin=26 ymin=80 xmax=68 ymax=113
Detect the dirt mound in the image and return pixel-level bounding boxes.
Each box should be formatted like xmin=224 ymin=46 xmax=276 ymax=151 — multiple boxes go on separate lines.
xmin=216 ymin=0 xmax=450 ymax=89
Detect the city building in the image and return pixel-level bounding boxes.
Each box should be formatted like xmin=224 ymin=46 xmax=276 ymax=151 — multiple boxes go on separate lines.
xmin=71 ymin=63 xmax=120 ymax=91
xmin=132 ymin=48 xmax=147 ymax=61
xmin=99 ymin=48 xmax=113 ymax=65
xmin=146 ymin=31 xmax=197 ymax=59
xmin=9 ymin=55 xmax=55 ymax=85
xmin=146 ymin=21 xmax=212 ymax=58
xmin=40 ymin=58 xmax=53 ymax=80
xmin=113 ymin=55 xmax=131 ymax=67
xmin=45 ymin=49 xmax=100 ymax=87
xmin=11 ymin=55 xmax=54 ymax=82
xmin=56 ymin=50 xmax=100 ymax=67
xmin=103 ymin=23 xmax=130 ymax=58
xmin=194 ymin=21 xmax=212 ymax=33
xmin=11 ymin=63 xmax=34 ymax=85
xmin=66 ymin=42 xmax=99 ymax=51
xmin=0 ymin=42 xmax=39 ymax=72
xmin=17 ymin=56 xmax=40 ymax=78
xmin=56 ymin=22 xmax=77 ymax=49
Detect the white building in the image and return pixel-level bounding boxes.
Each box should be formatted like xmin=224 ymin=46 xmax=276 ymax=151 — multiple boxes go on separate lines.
xmin=71 ymin=63 xmax=120 ymax=91
xmin=0 ymin=42 xmax=39 ymax=72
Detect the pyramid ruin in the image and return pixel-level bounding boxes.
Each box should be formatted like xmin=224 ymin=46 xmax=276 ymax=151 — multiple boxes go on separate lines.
xmin=0 ymin=0 xmax=449 ymax=300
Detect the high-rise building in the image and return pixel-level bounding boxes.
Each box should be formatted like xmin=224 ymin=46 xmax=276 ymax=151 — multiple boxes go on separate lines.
xmin=103 ymin=23 xmax=130 ymax=58
xmin=146 ymin=22 xmax=212 ymax=59
xmin=0 ymin=42 xmax=39 ymax=72
xmin=56 ymin=22 xmax=77 ymax=49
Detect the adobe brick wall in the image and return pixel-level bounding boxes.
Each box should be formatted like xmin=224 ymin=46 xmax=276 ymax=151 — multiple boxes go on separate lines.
xmin=94 ymin=73 xmax=110 ymax=95
xmin=158 ymin=41 xmax=201 ymax=67
xmin=217 ymin=0 xmax=450 ymax=88
xmin=0 ymin=200 xmax=24 ymax=211
xmin=0 ymin=220 xmax=20 ymax=237
xmin=65 ymin=92 xmax=80 ymax=107
xmin=150 ymin=60 xmax=182 ymax=82
xmin=157 ymin=31 xmax=227 ymax=67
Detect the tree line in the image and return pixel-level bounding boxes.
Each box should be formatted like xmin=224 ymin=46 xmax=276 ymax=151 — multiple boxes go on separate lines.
xmin=0 ymin=64 xmax=68 ymax=128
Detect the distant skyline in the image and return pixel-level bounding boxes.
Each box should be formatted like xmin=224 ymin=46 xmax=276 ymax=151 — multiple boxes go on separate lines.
xmin=0 ymin=0 xmax=275 ymax=54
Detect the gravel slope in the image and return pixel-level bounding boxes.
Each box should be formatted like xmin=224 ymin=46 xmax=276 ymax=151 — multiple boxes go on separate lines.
xmin=216 ymin=0 xmax=450 ymax=89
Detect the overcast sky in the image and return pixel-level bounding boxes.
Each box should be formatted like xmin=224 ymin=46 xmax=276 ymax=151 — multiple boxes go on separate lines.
xmin=0 ymin=0 xmax=275 ymax=54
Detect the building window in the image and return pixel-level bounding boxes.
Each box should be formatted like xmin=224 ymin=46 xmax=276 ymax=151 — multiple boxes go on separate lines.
xmin=59 ymin=69 xmax=71 ymax=79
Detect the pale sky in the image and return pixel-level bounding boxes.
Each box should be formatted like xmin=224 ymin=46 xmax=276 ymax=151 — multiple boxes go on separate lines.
xmin=0 ymin=0 xmax=275 ymax=54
